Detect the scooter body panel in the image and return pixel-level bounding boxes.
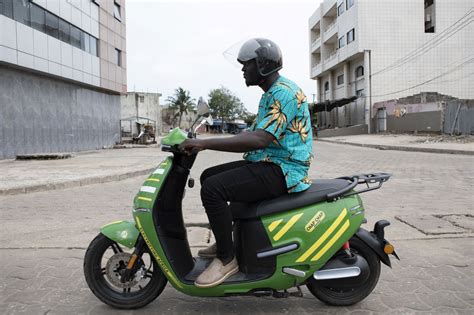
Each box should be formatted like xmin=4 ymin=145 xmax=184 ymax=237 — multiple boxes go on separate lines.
xmin=260 ymin=194 xmax=365 ymax=284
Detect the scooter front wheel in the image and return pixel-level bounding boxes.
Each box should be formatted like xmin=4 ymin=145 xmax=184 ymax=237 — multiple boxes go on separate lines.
xmin=306 ymin=237 xmax=381 ymax=306
xmin=83 ymin=233 xmax=167 ymax=309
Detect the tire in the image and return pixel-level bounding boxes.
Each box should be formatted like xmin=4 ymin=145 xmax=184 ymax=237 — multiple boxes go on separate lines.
xmin=84 ymin=233 xmax=167 ymax=309
xmin=306 ymin=237 xmax=381 ymax=306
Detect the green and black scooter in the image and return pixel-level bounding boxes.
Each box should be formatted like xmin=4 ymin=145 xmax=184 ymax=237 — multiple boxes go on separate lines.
xmin=83 ymin=103 xmax=399 ymax=309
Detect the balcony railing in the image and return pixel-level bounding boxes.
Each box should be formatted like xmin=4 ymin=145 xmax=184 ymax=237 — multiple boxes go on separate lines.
xmin=311 ymin=37 xmax=321 ymax=51
xmin=324 ymin=21 xmax=337 ymax=36
xmin=311 ymin=63 xmax=322 ymax=78
xmin=324 ymin=50 xmax=338 ymax=63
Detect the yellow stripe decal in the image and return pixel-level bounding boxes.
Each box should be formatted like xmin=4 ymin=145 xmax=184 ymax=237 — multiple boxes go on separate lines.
xmin=296 ymin=208 xmax=347 ymax=262
xmin=146 ymin=178 xmax=160 ymax=183
xmin=311 ymin=219 xmax=350 ymax=261
xmin=273 ymin=213 xmax=304 ymax=241
xmin=268 ymin=219 xmax=283 ymax=232
xmin=137 ymin=196 xmax=153 ymax=202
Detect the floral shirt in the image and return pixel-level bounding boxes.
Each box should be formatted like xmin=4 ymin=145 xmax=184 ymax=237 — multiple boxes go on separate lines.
xmin=244 ymin=76 xmax=313 ymax=193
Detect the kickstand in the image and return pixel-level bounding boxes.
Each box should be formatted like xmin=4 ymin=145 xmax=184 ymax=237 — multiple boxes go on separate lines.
xmin=289 ymin=285 xmax=303 ymax=298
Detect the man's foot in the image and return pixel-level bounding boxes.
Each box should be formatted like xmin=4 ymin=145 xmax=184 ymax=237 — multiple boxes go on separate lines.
xmin=197 ymin=243 xmax=217 ymax=258
xmin=194 ymin=257 xmax=239 ymax=288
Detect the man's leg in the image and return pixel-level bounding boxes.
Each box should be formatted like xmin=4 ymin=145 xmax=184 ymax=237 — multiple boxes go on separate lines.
xmin=196 ymin=162 xmax=287 ymax=287
xmin=197 ymin=160 xmax=249 ymax=258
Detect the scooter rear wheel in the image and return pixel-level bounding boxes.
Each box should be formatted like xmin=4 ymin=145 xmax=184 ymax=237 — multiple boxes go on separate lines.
xmin=306 ymin=237 xmax=381 ymax=306
xmin=83 ymin=233 xmax=167 ymax=309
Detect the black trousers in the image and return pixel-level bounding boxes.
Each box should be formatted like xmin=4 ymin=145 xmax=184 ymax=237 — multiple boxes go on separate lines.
xmin=200 ymin=160 xmax=288 ymax=261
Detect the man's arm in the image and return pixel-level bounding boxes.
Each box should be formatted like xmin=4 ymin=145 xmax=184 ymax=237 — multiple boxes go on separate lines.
xmin=179 ymin=129 xmax=274 ymax=154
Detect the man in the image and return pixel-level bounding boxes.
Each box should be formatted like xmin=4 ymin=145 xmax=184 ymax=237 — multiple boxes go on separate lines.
xmin=179 ymin=38 xmax=313 ymax=288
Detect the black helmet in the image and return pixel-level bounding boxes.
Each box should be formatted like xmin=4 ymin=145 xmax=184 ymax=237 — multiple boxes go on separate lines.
xmin=237 ymin=38 xmax=283 ymax=77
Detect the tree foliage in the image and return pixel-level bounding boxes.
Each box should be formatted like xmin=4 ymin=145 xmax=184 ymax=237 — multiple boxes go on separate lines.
xmin=166 ymin=87 xmax=195 ymax=128
xmin=208 ymin=87 xmax=247 ymax=125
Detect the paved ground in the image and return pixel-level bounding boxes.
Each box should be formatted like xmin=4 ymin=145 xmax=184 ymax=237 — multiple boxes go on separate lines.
xmin=318 ymin=134 xmax=474 ymax=155
xmin=1 ymin=139 xmax=473 ymax=314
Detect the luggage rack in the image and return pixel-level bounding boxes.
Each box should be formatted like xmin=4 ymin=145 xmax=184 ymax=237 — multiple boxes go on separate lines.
xmin=327 ymin=173 xmax=392 ymax=201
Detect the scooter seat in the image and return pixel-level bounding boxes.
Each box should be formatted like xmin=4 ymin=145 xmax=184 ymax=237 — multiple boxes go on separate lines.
xmin=230 ymin=179 xmax=350 ymax=220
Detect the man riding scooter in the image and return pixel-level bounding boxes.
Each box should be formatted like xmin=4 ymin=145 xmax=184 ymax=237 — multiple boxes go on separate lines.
xmin=179 ymin=38 xmax=313 ymax=288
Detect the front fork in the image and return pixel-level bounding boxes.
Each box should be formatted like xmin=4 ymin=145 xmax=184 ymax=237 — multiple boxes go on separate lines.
xmin=121 ymin=234 xmax=145 ymax=283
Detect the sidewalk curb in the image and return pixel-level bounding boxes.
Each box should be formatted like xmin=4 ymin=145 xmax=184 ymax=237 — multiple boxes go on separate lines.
xmin=317 ymin=139 xmax=474 ymax=156
xmin=0 ymin=168 xmax=155 ymax=196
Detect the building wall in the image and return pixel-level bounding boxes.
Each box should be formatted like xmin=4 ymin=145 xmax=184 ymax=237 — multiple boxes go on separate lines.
xmin=0 ymin=0 xmax=126 ymax=159
xmin=121 ymin=92 xmax=162 ymax=135
xmin=309 ymin=0 xmax=473 ymax=133
xmin=0 ymin=0 xmax=126 ymax=94
xmin=0 ymin=66 xmax=120 ymax=159
xmin=0 ymin=4 xmax=101 ymax=87
xmin=98 ymin=0 xmax=127 ymax=94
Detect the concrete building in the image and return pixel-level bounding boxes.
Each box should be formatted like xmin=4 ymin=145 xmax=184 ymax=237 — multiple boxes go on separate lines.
xmin=308 ymin=0 xmax=473 ymax=136
xmin=0 ymin=0 xmax=127 ymax=159
xmin=120 ymin=92 xmax=162 ymax=142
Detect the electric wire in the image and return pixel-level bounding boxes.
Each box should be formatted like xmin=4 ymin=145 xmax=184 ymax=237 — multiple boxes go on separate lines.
xmin=356 ymin=57 xmax=474 ymax=99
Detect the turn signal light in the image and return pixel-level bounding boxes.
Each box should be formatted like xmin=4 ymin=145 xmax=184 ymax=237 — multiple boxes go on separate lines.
xmin=384 ymin=243 xmax=394 ymax=254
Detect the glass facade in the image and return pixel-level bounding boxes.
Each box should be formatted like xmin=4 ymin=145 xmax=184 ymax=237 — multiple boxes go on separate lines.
xmin=0 ymin=0 xmax=14 ymax=19
xmin=45 ymin=11 xmax=59 ymax=39
xmin=30 ymin=3 xmax=45 ymax=32
xmin=0 ymin=2 xmax=99 ymax=57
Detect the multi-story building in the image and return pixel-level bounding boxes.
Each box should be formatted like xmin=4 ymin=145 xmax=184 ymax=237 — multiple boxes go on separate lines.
xmin=0 ymin=0 xmax=127 ymax=159
xmin=309 ymin=0 xmax=473 ymax=135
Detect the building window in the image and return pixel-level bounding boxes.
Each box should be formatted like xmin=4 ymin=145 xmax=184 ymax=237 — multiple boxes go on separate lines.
xmin=90 ymin=37 xmax=98 ymax=57
xmin=347 ymin=28 xmax=355 ymax=44
xmin=346 ymin=0 xmax=354 ymax=10
xmin=424 ymin=0 xmax=435 ymax=33
xmin=70 ymin=26 xmax=81 ymax=49
xmin=59 ymin=19 xmax=70 ymax=43
xmin=0 ymin=0 xmax=14 ymax=19
xmin=139 ymin=95 xmax=145 ymax=103
xmin=0 ymin=1 xmax=98 ymax=57
xmin=355 ymin=66 xmax=364 ymax=78
xmin=13 ymin=0 xmax=30 ymax=26
xmin=30 ymin=4 xmax=45 ymax=32
xmin=337 ymin=3 xmax=344 ymax=16
xmin=113 ymin=2 xmax=121 ymax=21
xmin=45 ymin=12 xmax=59 ymax=39
xmin=337 ymin=74 xmax=344 ymax=85
xmin=115 ymin=49 xmax=122 ymax=66
xmin=338 ymin=35 xmax=345 ymax=48
xmin=324 ymin=81 xmax=329 ymax=91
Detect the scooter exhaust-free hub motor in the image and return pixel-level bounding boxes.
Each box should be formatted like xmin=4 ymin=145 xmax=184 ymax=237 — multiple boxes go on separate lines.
xmin=83 ymin=127 xmax=399 ymax=309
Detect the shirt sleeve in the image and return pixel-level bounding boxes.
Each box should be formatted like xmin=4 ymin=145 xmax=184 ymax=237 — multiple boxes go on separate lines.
xmin=255 ymin=89 xmax=298 ymax=139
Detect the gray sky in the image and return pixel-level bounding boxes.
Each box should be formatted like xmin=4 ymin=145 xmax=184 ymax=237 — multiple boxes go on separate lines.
xmin=126 ymin=0 xmax=322 ymax=113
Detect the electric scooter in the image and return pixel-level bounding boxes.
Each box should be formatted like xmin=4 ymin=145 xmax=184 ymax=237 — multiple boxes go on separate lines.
xmin=83 ymin=103 xmax=399 ymax=309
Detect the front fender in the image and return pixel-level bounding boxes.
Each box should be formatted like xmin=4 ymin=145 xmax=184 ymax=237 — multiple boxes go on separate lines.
xmin=100 ymin=220 xmax=139 ymax=249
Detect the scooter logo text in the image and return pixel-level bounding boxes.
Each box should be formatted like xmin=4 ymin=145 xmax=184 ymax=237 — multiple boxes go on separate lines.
xmin=305 ymin=211 xmax=325 ymax=232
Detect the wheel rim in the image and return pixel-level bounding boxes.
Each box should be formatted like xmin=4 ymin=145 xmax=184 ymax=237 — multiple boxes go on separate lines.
xmin=94 ymin=241 xmax=158 ymax=297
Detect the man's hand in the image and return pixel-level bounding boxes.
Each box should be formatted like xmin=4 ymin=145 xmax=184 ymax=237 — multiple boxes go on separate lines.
xmin=179 ymin=139 xmax=207 ymax=155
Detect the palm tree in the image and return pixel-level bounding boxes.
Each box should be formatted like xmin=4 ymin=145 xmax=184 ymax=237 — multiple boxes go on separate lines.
xmin=166 ymin=88 xmax=196 ymax=128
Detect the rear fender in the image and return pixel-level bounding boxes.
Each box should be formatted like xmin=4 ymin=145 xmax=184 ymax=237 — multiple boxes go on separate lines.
xmin=100 ymin=220 xmax=139 ymax=249
xmin=354 ymin=226 xmax=392 ymax=267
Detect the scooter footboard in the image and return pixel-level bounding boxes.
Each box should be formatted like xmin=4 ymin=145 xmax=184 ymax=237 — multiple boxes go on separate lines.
xmin=100 ymin=220 xmax=139 ymax=249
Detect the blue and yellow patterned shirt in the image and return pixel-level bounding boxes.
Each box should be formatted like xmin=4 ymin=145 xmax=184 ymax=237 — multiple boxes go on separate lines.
xmin=244 ymin=76 xmax=313 ymax=193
